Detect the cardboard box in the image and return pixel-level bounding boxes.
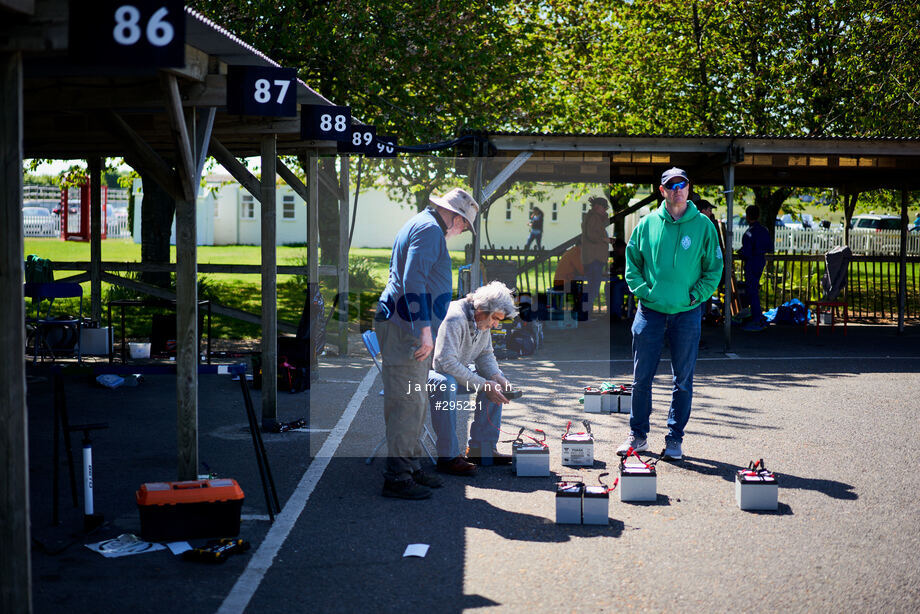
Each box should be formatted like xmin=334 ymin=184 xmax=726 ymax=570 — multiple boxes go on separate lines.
xmin=136 ymin=478 xmax=244 ymax=542
xmin=619 ymin=463 xmax=657 ymax=502
xmin=735 ymin=471 xmax=778 ymax=510
xmin=555 ymin=480 xmax=583 ymax=524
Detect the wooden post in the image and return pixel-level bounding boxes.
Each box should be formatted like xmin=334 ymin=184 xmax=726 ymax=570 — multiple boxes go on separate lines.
xmin=722 ymin=162 xmax=735 ymax=351
xmin=308 ymin=152 xmax=319 ymax=287
xmin=471 ymin=151 xmax=484 ymax=288
xmin=899 ymin=189 xmax=908 ymax=334
xmin=338 ymin=156 xmax=349 ymax=354
xmin=1 ymin=50 xmax=33 ymax=614
xmin=175 ymin=189 xmax=199 ymax=480
xmin=89 ymin=157 xmax=103 ymax=322
xmin=261 ymin=135 xmax=278 ymax=426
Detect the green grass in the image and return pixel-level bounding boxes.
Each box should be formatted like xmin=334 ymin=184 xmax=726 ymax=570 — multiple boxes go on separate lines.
xmin=21 ymin=240 xmax=475 ymax=340
xmin=24 ymin=239 xmax=320 ymax=340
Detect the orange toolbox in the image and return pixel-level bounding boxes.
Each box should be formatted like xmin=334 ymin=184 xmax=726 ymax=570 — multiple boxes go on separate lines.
xmin=136 ymin=479 xmax=245 ymax=542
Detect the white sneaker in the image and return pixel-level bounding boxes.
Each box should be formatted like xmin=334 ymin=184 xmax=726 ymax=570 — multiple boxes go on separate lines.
xmin=616 ymin=433 xmax=649 ymax=456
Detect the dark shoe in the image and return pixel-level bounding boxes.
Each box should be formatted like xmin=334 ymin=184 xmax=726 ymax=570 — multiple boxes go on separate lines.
xmin=411 ymin=470 xmax=444 ymax=488
xmin=381 ymin=478 xmax=431 ymax=500
xmin=467 ymin=446 xmax=513 ymax=466
xmin=436 ymin=456 xmax=478 ymax=476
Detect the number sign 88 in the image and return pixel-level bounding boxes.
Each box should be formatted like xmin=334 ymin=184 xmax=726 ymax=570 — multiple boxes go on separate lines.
xmin=320 ymin=114 xmax=348 ymax=133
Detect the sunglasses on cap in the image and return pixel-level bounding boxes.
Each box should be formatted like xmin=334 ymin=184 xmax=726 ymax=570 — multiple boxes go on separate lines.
xmin=665 ymin=180 xmax=688 ymax=191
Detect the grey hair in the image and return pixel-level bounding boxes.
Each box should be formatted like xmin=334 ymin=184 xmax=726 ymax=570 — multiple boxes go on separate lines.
xmin=466 ymin=281 xmax=518 ymax=318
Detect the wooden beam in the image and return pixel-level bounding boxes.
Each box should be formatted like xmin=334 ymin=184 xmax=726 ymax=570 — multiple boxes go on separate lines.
xmin=89 ymin=157 xmax=103 ymax=321
xmin=0 ymin=50 xmax=32 ymax=614
xmin=162 ymin=45 xmax=210 ymax=82
xmin=102 ymin=110 xmax=184 ymax=201
xmin=100 ymin=272 xmax=297 ymax=333
xmin=276 ymin=158 xmax=310 ymax=204
xmin=261 ymin=135 xmax=278 ymax=425
xmin=174 ymin=185 xmax=199 ymax=480
xmin=338 ymin=156 xmax=350 ymax=354
xmin=193 ymin=107 xmax=216 ymax=185
xmin=319 ymin=165 xmax=343 ymax=201
xmin=162 ymin=73 xmax=196 ymax=202
xmin=210 ymin=137 xmax=263 ymax=202
xmin=308 ymin=152 xmax=319 ymax=285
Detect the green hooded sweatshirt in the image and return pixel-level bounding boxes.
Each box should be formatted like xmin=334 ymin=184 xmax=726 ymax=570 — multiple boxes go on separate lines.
xmin=625 ymin=201 xmax=724 ymax=314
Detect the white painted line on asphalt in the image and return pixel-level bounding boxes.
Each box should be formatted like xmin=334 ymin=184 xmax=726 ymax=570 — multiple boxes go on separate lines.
xmin=216 ymin=365 xmax=378 ymax=614
xmin=537 ymin=355 xmax=920 ymax=364
xmin=240 ymin=514 xmax=271 ymax=522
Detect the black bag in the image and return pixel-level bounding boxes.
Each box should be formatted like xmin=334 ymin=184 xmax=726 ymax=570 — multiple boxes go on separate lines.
xmin=506 ymin=329 xmax=536 ymax=357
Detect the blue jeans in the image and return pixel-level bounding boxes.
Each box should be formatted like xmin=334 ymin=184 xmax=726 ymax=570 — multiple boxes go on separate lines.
xmin=427 ymin=371 xmax=502 ymax=460
xmin=584 ymin=260 xmax=606 ymax=314
xmin=607 ymin=278 xmax=628 ymax=317
xmin=745 ymin=265 xmax=765 ymax=323
xmin=524 ymin=229 xmax=542 ymax=250
xmin=630 ymin=304 xmax=701 ymax=444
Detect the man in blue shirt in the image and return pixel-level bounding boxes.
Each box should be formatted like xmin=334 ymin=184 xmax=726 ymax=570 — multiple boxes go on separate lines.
xmin=376 ymin=188 xmax=479 ymax=499
xmin=737 ymin=205 xmax=774 ymax=331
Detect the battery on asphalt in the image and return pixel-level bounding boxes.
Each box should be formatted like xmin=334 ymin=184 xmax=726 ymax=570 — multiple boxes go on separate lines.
xmin=136 ymin=478 xmax=245 ymax=542
xmin=619 ymin=449 xmax=657 ymax=502
xmin=561 ymin=420 xmax=594 ymax=466
xmin=735 ymin=459 xmax=778 ymax=511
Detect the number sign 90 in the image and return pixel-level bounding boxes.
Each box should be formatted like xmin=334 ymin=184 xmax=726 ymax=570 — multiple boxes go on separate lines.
xmin=301 ymin=105 xmax=352 ymax=142
xmin=69 ymin=0 xmax=185 ymax=67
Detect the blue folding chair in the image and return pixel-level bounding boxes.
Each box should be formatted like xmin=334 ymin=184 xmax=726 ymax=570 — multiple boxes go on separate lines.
xmin=24 ymin=282 xmax=83 ymax=363
xmin=362 ymin=329 xmax=436 ymax=465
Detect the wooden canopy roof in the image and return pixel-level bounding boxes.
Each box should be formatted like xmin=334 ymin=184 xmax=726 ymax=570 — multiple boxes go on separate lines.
xmin=10 ymin=2 xmax=340 ymax=159
xmin=476 ymin=133 xmax=920 ymax=192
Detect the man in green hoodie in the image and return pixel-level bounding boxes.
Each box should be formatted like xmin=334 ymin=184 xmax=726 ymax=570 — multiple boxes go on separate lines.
xmin=618 ymin=168 xmax=723 ymax=460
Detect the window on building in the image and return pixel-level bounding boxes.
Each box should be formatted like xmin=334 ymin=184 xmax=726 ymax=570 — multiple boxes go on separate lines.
xmin=582 ymin=201 xmax=588 ymax=214
xmin=282 ymin=195 xmax=296 ymax=220
xmin=241 ymin=194 xmax=255 ymax=219
xmin=505 ymin=202 xmax=512 ymax=221
xmin=552 ymin=202 xmax=558 ymax=222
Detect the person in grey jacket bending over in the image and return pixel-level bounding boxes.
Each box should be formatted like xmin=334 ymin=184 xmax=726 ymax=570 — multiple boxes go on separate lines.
xmin=428 ymin=282 xmax=517 ymax=474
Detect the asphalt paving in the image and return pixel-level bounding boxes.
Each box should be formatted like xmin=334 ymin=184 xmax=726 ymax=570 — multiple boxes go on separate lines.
xmin=25 ymin=319 xmax=920 ymax=613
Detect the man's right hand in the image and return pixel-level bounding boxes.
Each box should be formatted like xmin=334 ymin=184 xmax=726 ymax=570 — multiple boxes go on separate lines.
xmin=482 ymin=381 xmax=510 ymax=404
xmin=414 ymin=327 xmax=434 ymax=362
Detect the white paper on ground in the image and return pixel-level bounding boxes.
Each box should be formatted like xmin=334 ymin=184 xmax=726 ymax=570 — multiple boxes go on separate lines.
xmin=166 ymin=541 xmax=192 ymax=555
xmin=402 ymin=543 xmax=429 ymax=558
xmin=86 ymin=534 xmax=166 ymax=558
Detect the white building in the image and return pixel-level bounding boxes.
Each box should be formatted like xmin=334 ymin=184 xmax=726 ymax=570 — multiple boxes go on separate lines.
xmin=132 ymin=176 xmax=641 ymax=249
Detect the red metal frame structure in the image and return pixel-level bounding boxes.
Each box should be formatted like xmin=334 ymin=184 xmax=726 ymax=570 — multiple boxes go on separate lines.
xmin=60 ymin=182 xmax=106 ymax=241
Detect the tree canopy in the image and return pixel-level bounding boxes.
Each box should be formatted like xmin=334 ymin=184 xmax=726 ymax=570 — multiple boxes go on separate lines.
xmin=188 ymin=0 xmax=919 ymax=230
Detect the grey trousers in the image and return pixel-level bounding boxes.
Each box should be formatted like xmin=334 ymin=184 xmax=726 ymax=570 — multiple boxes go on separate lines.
xmin=377 ymin=318 xmax=430 ymax=481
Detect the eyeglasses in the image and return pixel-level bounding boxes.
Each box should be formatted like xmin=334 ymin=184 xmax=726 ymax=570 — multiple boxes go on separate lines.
xmin=665 ymin=180 xmax=688 ymax=191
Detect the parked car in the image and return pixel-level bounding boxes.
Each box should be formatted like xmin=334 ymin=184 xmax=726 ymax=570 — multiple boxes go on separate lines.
xmin=22 ymin=206 xmax=57 ymax=236
xmin=850 ymin=214 xmax=901 ymax=231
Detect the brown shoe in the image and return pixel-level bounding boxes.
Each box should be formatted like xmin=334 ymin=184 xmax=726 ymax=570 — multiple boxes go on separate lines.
xmin=467 ymin=446 xmax=513 ymax=466
xmin=436 ymin=456 xmax=478 ymax=476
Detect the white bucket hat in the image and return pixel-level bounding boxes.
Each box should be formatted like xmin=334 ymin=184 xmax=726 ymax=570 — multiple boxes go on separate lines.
xmin=429 ymin=188 xmax=479 ymax=236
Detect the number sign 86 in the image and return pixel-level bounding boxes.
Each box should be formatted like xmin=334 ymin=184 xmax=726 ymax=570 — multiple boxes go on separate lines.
xmin=113 ymin=5 xmax=175 ymax=47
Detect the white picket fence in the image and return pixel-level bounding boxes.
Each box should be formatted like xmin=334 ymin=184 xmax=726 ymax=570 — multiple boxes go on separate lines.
xmin=22 ymin=212 xmax=131 ymax=238
xmin=730 ymin=227 xmax=920 ymax=256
